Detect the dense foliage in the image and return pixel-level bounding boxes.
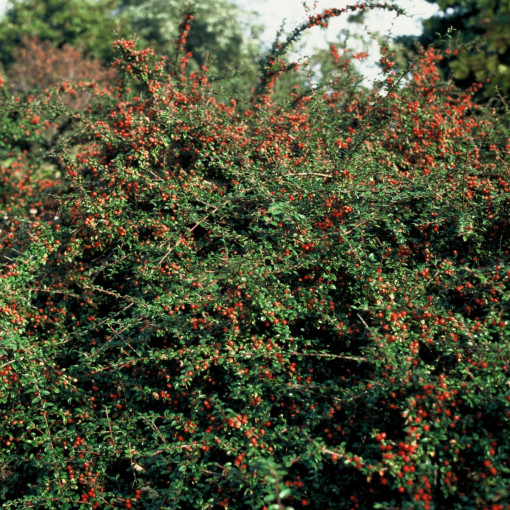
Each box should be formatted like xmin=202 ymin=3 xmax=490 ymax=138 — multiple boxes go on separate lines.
xmin=0 ymin=0 xmax=126 ymax=68
xmin=1 ymin=3 xmax=510 ymax=509
xmin=398 ymin=0 xmax=510 ymax=101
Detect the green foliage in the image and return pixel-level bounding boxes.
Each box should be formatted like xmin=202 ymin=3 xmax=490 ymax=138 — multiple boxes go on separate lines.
xmin=0 ymin=0 xmax=127 ymax=68
xmin=118 ymin=0 xmax=261 ymax=74
xmin=398 ymin=0 xmax=510 ymax=101
xmin=1 ymin=3 xmax=510 ymax=509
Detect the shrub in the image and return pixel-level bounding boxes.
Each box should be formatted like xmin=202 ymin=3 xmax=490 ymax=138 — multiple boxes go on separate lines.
xmin=1 ymin=4 xmax=509 ymax=509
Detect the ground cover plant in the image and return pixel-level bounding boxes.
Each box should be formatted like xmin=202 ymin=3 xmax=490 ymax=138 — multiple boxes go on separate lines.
xmin=0 ymin=2 xmax=510 ymax=509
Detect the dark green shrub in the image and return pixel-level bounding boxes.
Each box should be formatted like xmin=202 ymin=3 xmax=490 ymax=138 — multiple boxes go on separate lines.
xmin=1 ymin=4 xmax=509 ymax=509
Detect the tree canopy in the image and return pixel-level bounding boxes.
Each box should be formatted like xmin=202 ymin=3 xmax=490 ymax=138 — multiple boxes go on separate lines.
xmin=0 ymin=0 xmax=126 ymax=68
xmin=117 ymin=0 xmax=261 ymax=74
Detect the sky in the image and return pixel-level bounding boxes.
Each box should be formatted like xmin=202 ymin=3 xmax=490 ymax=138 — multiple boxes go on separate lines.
xmin=232 ymin=0 xmax=439 ymax=82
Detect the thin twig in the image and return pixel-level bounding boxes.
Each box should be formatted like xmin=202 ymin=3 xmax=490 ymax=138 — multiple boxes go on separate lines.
xmin=288 ymin=172 xmax=332 ymax=178
xmin=104 ymin=406 xmax=116 ymax=446
xmin=158 ymin=199 xmax=230 ymax=265
xmin=140 ymin=415 xmax=167 ymax=444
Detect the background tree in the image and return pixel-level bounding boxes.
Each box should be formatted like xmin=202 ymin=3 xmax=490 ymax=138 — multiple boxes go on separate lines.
xmin=397 ymin=0 xmax=510 ymax=102
xmin=0 ymin=0 xmax=127 ymax=69
xmin=117 ymin=0 xmax=262 ymax=76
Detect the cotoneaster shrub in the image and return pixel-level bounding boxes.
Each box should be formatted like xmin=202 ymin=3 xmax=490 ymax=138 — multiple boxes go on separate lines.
xmin=1 ymin=3 xmax=509 ymax=509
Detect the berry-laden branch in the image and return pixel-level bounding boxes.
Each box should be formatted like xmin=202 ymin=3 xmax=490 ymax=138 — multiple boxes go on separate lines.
xmin=252 ymin=2 xmax=405 ymax=102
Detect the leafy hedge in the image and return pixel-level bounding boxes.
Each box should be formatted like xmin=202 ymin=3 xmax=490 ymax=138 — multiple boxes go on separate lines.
xmin=1 ymin=4 xmax=509 ymax=509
